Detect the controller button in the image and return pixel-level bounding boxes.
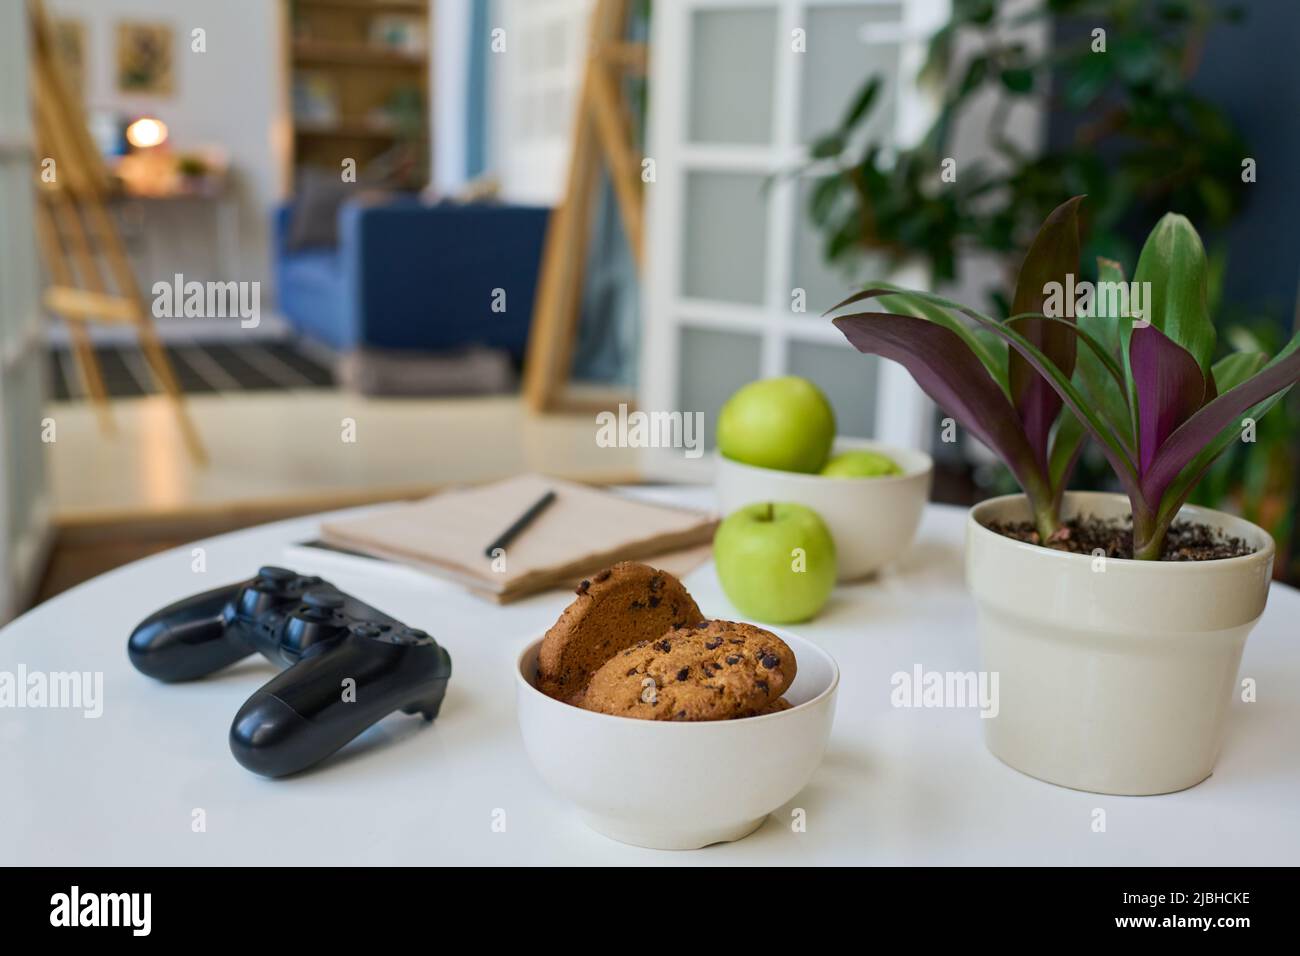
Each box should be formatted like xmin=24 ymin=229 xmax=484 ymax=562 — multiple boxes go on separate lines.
xmin=349 ymin=623 xmax=383 ymax=638
xmin=393 ymin=628 xmax=433 ymax=645
xmin=257 ymin=566 xmax=296 ymax=582
xmin=302 ymin=590 xmax=344 ymax=611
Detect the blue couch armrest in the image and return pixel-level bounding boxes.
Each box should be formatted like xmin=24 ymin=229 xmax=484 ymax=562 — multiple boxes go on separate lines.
xmin=273 ymin=202 xmax=356 ymax=349
xmin=272 ymin=203 xmax=295 ymax=253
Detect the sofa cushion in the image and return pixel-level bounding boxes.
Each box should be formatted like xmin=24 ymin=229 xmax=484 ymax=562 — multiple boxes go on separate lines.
xmin=276 ymin=248 xmax=354 ymax=349
xmin=285 ymin=168 xmax=356 ymax=250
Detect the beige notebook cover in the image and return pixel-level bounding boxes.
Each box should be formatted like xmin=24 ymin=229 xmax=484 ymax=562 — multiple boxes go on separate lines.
xmin=321 ymin=474 xmax=718 ymax=602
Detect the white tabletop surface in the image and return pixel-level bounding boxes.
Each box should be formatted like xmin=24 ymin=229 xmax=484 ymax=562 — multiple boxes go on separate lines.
xmin=3 ymin=486 xmax=1298 ymax=866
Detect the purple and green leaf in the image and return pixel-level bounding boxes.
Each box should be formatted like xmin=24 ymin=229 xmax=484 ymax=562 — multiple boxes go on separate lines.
xmin=1142 ymin=332 xmax=1300 ymax=511
xmin=831 ymin=202 xmax=1299 ymax=560
xmin=1007 ymin=196 xmax=1082 ymax=472
xmin=828 ymin=284 xmax=1008 ymax=389
xmin=831 ymin=311 xmax=1047 ymax=501
xmin=1130 ymin=324 xmax=1205 ymax=475
xmin=952 ymin=312 xmax=1146 ymax=507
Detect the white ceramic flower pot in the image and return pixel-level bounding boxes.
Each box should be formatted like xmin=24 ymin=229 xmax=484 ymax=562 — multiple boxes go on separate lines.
xmin=967 ymin=491 xmax=1275 ymax=796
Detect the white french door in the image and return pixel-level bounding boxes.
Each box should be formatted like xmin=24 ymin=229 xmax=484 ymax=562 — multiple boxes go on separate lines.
xmin=640 ymin=0 xmax=949 ymax=477
xmin=488 ymin=0 xmax=595 ymax=204
xmin=0 ymin=0 xmax=52 ymax=620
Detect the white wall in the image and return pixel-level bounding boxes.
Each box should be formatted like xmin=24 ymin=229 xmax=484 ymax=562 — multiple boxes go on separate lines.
xmin=47 ymin=0 xmax=285 ymax=290
xmin=432 ymin=0 xmax=470 ymax=195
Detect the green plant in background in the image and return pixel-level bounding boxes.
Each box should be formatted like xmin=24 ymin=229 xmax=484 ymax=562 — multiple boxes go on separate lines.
xmin=1190 ymin=321 xmax=1300 ymax=577
xmin=807 ymin=0 xmax=1249 ymax=295
xmin=383 ymin=87 xmax=426 ymax=138
xmin=175 ymin=154 xmax=209 ymax=179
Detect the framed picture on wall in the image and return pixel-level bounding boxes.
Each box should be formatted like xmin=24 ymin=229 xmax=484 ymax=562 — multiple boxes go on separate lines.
xmin=52 ymin=18 xmax=86 ymax=98
xmin=115 ymin=21 xmax=174 ymax=95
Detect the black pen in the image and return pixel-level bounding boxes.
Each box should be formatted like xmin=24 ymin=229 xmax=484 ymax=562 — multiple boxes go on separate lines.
xmin=484 ymin=490 xmax=558 ymax=558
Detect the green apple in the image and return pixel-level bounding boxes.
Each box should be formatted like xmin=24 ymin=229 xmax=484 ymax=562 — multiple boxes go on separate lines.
xmin=716 ymin=376 xmax=835 ymax=474
xmin=820 ymin=449 xmax=903 ymax=478
xmin=713 ymin=502 xmax=836 ymax=624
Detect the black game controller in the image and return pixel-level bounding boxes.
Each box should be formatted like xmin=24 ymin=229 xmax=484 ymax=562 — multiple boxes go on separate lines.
xmin=128 ymin=566 xmax=451 ymax=777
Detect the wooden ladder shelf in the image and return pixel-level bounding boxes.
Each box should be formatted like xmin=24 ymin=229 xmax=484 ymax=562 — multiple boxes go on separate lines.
xmin=27 ymin=0 xmax=206 ymax=463
xmin=522 ymin=0 xmax=646 ymax=414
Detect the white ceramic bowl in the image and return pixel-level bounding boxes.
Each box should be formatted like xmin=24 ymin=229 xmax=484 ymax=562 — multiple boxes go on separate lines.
xmin=515 ymin=630 xmax=839 ymax=850
xmin=715 ymin=437 xmax=933 ymax=581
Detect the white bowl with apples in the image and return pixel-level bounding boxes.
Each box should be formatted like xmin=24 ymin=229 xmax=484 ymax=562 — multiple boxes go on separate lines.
xmin=515 ymin=629 xmax=839 ymax=850
xmin=714 ymin=377 xmax=933 ymax=582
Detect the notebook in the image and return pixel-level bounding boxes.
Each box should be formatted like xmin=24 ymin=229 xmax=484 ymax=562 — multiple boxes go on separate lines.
xmin=319 ymin=474 xmax=718 ymax=602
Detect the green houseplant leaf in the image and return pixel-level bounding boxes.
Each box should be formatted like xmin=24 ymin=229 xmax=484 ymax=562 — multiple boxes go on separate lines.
xmin=1076 ymin=257 xmax=1138 ymax=457
xmin=1130 ymin=213 xmax=1217 ymax=374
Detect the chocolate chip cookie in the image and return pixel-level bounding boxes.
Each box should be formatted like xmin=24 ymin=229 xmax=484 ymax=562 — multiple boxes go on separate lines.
xmin=743 ymin=697 xmax=793 ymax=717
xmin=537 ymin=562 xmax=705 ymax=701
xmin=579 ymin=620 xmax=796 ymax=721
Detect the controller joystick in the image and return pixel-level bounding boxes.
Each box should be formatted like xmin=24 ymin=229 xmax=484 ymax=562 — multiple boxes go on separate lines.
xmin=301 ymin=590 xmax=343 ymax=611
xmin=259 ymin=565 xmax=294 ymax=579
xmin=128 ymin=569 xmax=451 ymax=777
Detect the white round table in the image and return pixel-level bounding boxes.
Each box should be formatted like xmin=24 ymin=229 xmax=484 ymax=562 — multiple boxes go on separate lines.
xmin=3 ymin=487 xmax=1298 ymax=865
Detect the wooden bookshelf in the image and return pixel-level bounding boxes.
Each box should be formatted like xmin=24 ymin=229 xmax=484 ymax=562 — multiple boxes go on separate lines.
xmin=296 ymin=119 xmax=422 ymax=139
xmin=298 ymin=0 xmax=428 ymax=12
xmin=293 ymin=39 xmax=427 ymax=67
xmin=284 ymin=0 xmax=430 ymax=188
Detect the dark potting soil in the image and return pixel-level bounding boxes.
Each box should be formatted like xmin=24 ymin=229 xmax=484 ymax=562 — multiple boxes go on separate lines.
xmin=985 ymin=513 xmax=1254 ymax=561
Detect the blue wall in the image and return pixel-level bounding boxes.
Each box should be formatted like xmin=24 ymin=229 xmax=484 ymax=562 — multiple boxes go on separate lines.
xmin=1190 ymin=1 xmax=1300 ymax=321
xmin=1050 ymin=2 xmax=1299 ymax=328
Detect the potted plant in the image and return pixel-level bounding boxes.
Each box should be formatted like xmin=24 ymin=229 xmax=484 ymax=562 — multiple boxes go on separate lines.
xmin=831 ymin=198 xmax=1300 ymax=795
xmin=807 ymin=0 xmax=1249 ymax=297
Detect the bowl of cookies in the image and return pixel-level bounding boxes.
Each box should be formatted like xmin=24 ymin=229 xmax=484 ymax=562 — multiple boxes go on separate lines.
xmin=516 ymin=561 xmax=839 ymax=850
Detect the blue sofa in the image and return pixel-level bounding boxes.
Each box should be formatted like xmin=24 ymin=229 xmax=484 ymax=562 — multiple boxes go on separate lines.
xmin=273 ymin=199 xmax=550 ymax=359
